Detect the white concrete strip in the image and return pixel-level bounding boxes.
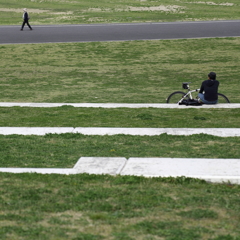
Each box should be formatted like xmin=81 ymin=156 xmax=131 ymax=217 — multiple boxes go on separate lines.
xmin=121 ymin=157 xmax=240 ymax=184
xmin=73 ymin=157 xmax=127 ymax=175
xmin=0 ymin=127 xmax=239 ymax=137
xmin=0 ymin=168 xmax=77 ymax=174
xmin=121 ymin=158 xmax=240 ymax=177
xmin=0 ymin=102 xmax=239 ymax=108
xmin=1 ymin=157 xmax=240 ymax=184
xmin=73 ymin=127 xmax=240 ymax=137
xmin=0 ymin=127 xmax=74 ymax=135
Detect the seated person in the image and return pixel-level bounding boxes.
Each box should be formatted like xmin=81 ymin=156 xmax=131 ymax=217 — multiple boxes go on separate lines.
xmin=198 ymin=72 xmax=219 ymax=104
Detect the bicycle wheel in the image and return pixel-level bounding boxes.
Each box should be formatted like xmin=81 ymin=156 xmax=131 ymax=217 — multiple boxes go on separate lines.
xmin=166 ymin=91 xmax=189 ymax=103
xmin=217 ymin=93 xmax=230 ymax=103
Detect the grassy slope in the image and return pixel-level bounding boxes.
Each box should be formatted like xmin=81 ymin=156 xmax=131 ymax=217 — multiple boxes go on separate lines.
xmin=1 ymin=173 xmax=240 ymax=240
xmin=1 ymin=1 xmax=240 ymax=239
xmin=1 ymin=38 xmax=240 ymax=103
xmin=0 ymin=133 xmax=239 ymax=168
xmin=0 ymin=107 xmax=239 ymax=128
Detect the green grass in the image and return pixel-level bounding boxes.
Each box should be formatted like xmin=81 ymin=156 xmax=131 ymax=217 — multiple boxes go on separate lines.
xmin=0 ymin=107 xmax=239 ymax=128
xmin=1 ymin=0 xmax=240 ymax=25
xmin=0 ymin=133 xmax=240 ymax=168
xmin=1 ymin=1 xmax=240 ymax=238
xmin=1 ymin=173 xmax=240 ymax=239
xmin=1 ymin=38 xmax=240 ymax=103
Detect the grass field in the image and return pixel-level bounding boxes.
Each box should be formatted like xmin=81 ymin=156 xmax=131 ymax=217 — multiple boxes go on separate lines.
xmin=1 ymin=0 xmax=240 ymax=239
xmin=1 ymin=173 xmax=240 ymax=240
xmin=0 ymin=107 xmax=240 ymax=128
xmin=0 ymin=133 xmax=240 ymax=168
xmin=0 ymin=0 xmax=240 ymax=25
xmin=1 ymin=38 xmax=240 ymax=103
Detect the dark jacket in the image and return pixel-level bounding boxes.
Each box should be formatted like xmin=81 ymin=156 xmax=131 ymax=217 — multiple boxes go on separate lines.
xmin=199 ymin=79 xmax=219 ymax=101
xmin=23 ymin=12 xmax=29 ymax=21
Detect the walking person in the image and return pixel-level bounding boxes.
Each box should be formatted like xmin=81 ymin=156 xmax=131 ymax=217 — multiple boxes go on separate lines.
xmin=21 ymin=8 xmax=32 ymax=31
xmin=198 ymin=72 xmax=219 ymax=104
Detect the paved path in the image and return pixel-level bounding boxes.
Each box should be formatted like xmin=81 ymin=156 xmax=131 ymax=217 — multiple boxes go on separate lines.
xmin=1 ymin=157 xmax=240 ymax=184
xmin=0 ymin=102 xmax=239 ymax=108
xmin=1 ymin=20 xmax=240 ymax=44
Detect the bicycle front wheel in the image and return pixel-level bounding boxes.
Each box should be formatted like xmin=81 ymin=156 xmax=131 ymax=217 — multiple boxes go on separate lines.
xmin=217 ymin=93 xmax=230 ymax=103
xmin=166 ymin=91 xmax=189 ymax=103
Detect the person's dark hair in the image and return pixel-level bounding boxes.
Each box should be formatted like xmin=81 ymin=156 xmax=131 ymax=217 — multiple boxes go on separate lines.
xmin=208 ymin=72 xmax=216 ymax=80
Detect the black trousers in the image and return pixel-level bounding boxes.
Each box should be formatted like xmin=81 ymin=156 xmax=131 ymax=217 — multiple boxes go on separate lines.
xmin=21 ymin=20 xmax=32 ymax=30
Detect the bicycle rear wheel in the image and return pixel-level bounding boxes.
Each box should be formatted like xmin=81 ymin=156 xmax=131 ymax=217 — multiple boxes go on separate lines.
xmin=217 ymin=93 xmax=230 ymax=103
xmin=166 ymin=91 xmax=189 ymax=103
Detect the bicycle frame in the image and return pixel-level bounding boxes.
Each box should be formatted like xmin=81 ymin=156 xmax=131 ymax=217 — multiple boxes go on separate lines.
xmin=178 ymin=88 xmax=200 ymax=104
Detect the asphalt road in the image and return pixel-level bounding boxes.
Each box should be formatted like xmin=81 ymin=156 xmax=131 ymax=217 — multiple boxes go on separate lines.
xmin=1 ymin=20 xmax=240 ymax=44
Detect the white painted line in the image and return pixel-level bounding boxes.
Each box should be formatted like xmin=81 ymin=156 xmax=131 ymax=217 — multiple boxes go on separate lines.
xmin=0 ymin=103 xmax=239 ymax=108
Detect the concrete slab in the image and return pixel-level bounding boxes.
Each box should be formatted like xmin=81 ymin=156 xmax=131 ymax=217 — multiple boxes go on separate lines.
xmin=0 ymin=102 xmax=239 ymax=108
xmin=121 ymin=158 xmax=240 ymax=184
xmin=1 ymin=157 xmax=240 ymax=184
xmin=73 ymin=157 xmax=127 ymax=175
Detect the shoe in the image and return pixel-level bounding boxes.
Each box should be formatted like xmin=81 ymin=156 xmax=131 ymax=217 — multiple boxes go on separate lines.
xmin=30 ymin=28 xmax=33 ymax=30
xmin=20 ymin=29 xmax=23 ymax=31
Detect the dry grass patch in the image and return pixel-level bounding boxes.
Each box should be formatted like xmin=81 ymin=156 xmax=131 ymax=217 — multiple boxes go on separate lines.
xmin=0 ymin=8 xmax=49 ymax=13
xmin=192 ymin=2 xmax=234 ymax=6
xmin=86 ymin=5 xmax=184 ymax=13
xmin=128 ymin=5 xmax=184 ymax=12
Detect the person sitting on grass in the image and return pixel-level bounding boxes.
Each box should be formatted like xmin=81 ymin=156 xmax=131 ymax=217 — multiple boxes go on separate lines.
xmin=198 ymin=72 xmax=219 ymax=104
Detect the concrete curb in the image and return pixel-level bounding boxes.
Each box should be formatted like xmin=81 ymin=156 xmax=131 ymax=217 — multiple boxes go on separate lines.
xmin=73 ymin=128 xmax=240 ymax=137
xmin=0 ymin=127 xmax=239 ymax=137
xmin=0 ymin=102 xmax=239 ymax=108
xmin=1 ymin=157 xmax=240 ymax=184
xmin=0 ymin=168 xmax=77 ymax=175
xmin=0 ymin=127 xmax=74 ymax=135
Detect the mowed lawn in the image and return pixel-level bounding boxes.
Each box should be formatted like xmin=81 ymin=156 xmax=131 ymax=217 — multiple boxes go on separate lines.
xmin=0 ymin=38 xmax=240 ymax=103
xmin=0 ymin=0 xmax=240 ymax=25
xmin=1 ymin=173 xmax=240 ymax=240
xmin=1 ymin=1 xmax=240 ymax=239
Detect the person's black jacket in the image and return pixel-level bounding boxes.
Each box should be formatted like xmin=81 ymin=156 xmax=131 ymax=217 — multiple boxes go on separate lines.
xmin=199 ymin=79 xmax=219 ymax=101
xmin=23 ymin=12 xmax=29 ymax=21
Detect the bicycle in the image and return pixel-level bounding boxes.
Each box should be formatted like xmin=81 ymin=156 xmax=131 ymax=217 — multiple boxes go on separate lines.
xmin=166 ymin=82 xmax=230 ymax=104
